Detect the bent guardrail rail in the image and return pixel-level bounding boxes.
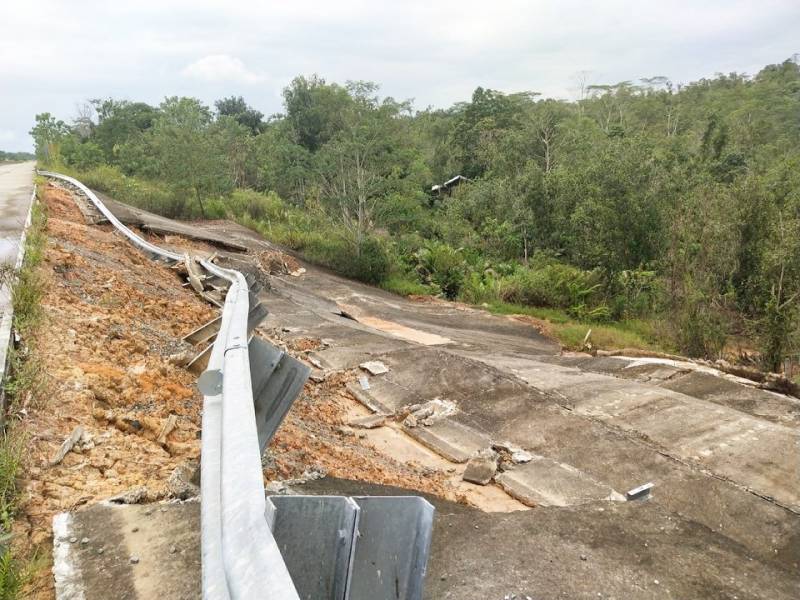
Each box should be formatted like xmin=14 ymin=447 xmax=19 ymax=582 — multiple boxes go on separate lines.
xmin=39 ymin=171 xmax=302 ymax=599
xmin=39 ymin=172 xmax=436 ymax=599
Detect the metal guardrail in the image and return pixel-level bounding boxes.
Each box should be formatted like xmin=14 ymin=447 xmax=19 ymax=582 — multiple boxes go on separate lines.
xmin=39 ymin=172 xmax=435 ymax=600
xmin=39 ymin=172 xmax=302 ymax=599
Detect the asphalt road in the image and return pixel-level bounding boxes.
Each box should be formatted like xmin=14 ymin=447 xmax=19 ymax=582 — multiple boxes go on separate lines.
xmin=0 ymin=161 xmax=35 ymax=383
xmin=0 ymin=160 xmax=35 ymax=289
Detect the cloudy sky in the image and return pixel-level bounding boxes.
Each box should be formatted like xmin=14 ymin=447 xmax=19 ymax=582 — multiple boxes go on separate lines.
xmin=1 ymin=1 xmax=798 ymax=151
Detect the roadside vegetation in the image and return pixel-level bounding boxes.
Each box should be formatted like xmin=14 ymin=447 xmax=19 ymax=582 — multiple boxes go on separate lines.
xmin=0 ymin=151 xmax=35 ymax=163
xmin=29 ymin=58 xmax=800 ymax=371
xmin=0 ymin=189 xmax=47 ymax=599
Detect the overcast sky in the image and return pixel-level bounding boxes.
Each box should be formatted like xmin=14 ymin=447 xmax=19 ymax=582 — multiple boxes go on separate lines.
xmin=1 ymin=1 xmax=798 ymax=151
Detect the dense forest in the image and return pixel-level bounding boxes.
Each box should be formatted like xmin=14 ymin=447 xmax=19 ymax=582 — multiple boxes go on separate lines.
xmin=30 ymin=57 xmax=800 ymax=371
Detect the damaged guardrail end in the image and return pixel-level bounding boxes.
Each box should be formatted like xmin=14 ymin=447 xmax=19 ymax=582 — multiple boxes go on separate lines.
xmin=248 ymin=337 xmax=311 ymax=453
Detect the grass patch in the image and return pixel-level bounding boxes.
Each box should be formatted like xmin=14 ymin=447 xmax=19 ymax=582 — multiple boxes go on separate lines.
xmin=9 ymin=203 xmax=47 ymax=334
xmin=486 ymin=301 xmax=670 ymax=353
xmin=380 ymin=275 xmax=434 ymax=297
xmin=0 ymin=189 xmax=49 ymax=598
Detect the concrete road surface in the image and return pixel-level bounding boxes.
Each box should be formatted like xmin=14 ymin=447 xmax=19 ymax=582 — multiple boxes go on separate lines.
xmin=0 ymin=160 xmax=36 ymax=384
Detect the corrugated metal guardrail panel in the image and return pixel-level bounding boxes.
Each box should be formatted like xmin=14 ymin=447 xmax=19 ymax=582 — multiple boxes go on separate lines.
xmin=267 ymin=495 xmax=435 ymax=600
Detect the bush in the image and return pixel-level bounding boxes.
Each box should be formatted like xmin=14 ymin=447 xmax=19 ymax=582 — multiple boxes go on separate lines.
xmin=339 ymin=237 xmax=391 ymax=284
xmin=381 ymin=275 xmax=433 ymax=297
xmin=459 ymin=270 xmax=500 ymax=305
xmin=226 ymin=189 xmax=285 ymax=222
xmin=61 ymin=136 xmax=104 ymax=171
xmin=500 ymin=261 xmax=602 ymax=310
xmin=607 ymin=268 xmax=663 ymax=319
xmin=414 ymin=242 xmax=465 ymax=299
xmin=675 ymin=299 xmax=728 ymax=358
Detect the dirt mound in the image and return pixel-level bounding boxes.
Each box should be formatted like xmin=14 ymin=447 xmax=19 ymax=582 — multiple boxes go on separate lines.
xmin=257 ymin=250 xmax=304 ymax=276
xmin=17 ymin=185 xmax=215 ymax=597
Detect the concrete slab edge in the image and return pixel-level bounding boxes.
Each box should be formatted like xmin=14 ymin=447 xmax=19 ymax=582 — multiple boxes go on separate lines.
xmin=53 ymin=512 xmax=86 ymax=600
xmin=345 ymin=382 xmax=395 ymax=415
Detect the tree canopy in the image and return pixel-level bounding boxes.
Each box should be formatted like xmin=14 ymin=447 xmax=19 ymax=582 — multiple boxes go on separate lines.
xmin=36 ymin=56 xmax=800 ymax=368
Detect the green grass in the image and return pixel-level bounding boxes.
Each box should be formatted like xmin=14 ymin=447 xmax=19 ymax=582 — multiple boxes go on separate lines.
xmin=380 ymin=275 xmax=434 ymax=297
xmin=0 ymin=192 xmax=49 ymax=598
xmin=486 ymin=301 xmax=671 ymax=353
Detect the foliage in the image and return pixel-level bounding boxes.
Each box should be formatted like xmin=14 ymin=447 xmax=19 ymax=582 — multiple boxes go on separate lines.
xmin=413 ymin=242 xmax=465 ymax=299
xmin=0 ymin=152 xmax=34 ymax=162
xmin=28 ymin=113 xmax=69 ymax=164
xmin=35 ymin=56 xmax=800 ymax=364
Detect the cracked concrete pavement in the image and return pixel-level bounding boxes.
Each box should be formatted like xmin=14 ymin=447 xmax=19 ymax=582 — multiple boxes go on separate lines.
xmin=49 ymin=188 xmax=800 ymax=599
xmin=184 ymin=211 xmax=800 ymax=597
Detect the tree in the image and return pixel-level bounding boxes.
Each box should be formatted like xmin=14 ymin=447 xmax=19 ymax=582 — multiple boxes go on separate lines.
xmin=29 ymin=113 xmax=69 ymax=163
xmin=282 ymin=75 xmax=352 ymax=152
xmin=316 ymin=82 xmax=413 ymax=254
xmin=215 ymin=96 xmax=265 ymax=135
xmin=90 ymin=99 xmax=158 ymax=163
xmin=61 ymin=135 xmax=104 ymax=170
xmin=150 ymin=97 xmax=230 ymax=216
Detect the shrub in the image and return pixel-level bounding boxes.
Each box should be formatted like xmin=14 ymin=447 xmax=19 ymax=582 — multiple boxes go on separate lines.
xmin=226 ymin=189 xmax=285 ymax=222
xmin=459 ymin=270 xmax=500 ymax=305
xmin=500 ymin=261 xmax=602 ymax=310
xmin=339 ymin=237 xmax=391 ymax=284
xmin=675 ymin=299 xmax=728 ymax=358
xmin=381 ymin=275 xmax=433 ymax=297
xmin=607 ymin=268 xmax=663 ymax=319
xmin=414 ymin=242 xmax=465 ymax=299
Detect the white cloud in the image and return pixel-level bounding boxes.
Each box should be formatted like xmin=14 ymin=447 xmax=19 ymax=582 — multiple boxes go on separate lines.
xmin=1 ymin=1 xmax=799 ymax=151
xmin=181 ymin=54 xmax=264 ymax=84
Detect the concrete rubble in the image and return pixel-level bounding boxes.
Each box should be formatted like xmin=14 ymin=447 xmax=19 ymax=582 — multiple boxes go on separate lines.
xmin=359 ymin=360 xmax=389 ymax=375
xmin=15 ymin=180 xmax=800 ymax=599
xmin=462 ymin=449 xmax=498 ymax=485
xmin=347 ymin=414 xmax=386 ymax=429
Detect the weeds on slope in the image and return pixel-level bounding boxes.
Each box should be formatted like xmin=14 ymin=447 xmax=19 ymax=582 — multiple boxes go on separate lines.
xmin=0 ymin=187 xmax=48 ymax=599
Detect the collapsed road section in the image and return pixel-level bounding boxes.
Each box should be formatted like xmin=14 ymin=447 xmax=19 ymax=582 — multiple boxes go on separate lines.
xmin=13 ymin=172 xmax=800 ymax=599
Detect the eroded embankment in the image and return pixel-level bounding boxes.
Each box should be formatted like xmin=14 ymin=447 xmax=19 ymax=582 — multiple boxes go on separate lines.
xmin=15 ymin=183 xmax=460 ymax=598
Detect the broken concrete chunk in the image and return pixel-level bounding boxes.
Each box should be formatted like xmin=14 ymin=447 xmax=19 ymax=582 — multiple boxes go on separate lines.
xmin=403 ymin=414 xmax=418 ymax=428
xmin=50 ymin=426 xmax=84 ymax=466
xmin=511 ymin=450 xmax=534 ymax=464
xmin=107 ymin=486 xmax=149 ymax=505
xmin=359 ymin=360 xmax=389 ymax=375
xmin=412 ymin=406 xmax=435 ymax=421
xmin=405 ymin=398 xmax=457 ymax=427
xmin=348 ymin=414 xmax=386 ymax=429
xmin=626 ymin=481 xmax=654 ymax=501
xmin=358 ymin=375 xmax=370 ymax=390
xmin=462 ymin=449 xmax=498 ymax=486
xmin=167 ymin=349 xmax=194 ymax=367
xmin=492 ymin=441 xmax=533 ymax=464
xmin=168 ymin=461 xmax=200 ymax=500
